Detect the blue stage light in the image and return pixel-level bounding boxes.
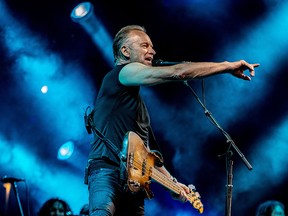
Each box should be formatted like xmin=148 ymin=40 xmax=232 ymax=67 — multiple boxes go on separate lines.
xmin=57 ymin=141 xmax=74 ymax=160
xmin=70 ymin=2 xmax=94 ymax=22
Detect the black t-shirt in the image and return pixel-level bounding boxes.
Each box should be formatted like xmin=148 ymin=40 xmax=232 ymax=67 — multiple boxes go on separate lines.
xmin=88 ymin=64 xmax=160 ymax=165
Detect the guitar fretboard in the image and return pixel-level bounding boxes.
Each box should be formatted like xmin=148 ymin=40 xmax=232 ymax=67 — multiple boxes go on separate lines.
xmin=150 ymin=166 xmax=204 ymax=213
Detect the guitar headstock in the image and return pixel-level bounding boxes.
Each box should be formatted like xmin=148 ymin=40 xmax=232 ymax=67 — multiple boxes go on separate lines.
xmin=188 ymin=184 xmax=204 ymax=214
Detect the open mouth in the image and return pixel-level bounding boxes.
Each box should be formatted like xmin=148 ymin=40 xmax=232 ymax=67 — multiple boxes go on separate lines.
xmin=145 ymin=57 xmax=153 ymax=64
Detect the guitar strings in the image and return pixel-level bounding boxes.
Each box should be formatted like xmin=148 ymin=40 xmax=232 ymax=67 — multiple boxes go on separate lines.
xmin=130 ymin=156 xmax=203 ymax=210
xmin=131 ymin=158 xmax=203 ymax=211
xmin=125 ymin=133 xmax=204 ymax=213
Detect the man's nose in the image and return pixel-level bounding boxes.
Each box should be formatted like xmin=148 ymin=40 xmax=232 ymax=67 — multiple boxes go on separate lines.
xmin=149 ymin=47 xmax=156 ymax=55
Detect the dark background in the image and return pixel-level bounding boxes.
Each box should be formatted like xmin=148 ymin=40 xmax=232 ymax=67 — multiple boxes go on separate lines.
xmin=0 ymin=0 xmax=287 ymax=215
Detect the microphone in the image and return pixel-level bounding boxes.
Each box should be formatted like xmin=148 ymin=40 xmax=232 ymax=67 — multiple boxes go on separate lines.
xmin=1 ymin=176 xmax=25 ymax=183
xmin=152 ymin=59 xmax=184 ymax=66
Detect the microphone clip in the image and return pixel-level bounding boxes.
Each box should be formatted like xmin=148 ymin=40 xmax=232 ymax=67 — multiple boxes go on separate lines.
xmin=84 ymin=106 xmax=94 ymax=134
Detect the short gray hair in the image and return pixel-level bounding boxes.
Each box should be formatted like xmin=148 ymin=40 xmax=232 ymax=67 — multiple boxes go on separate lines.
xmin=112 ymin=25 xmax=146 ymax=64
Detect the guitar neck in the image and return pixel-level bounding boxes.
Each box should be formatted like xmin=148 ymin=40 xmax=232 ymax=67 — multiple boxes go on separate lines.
xmin=151 ymin=167 xmax=182 ymax=194
xmin=125 ymin=131 xmax=203 ymax=214
xmin=150 ymin=167 xmax=204 ymax=214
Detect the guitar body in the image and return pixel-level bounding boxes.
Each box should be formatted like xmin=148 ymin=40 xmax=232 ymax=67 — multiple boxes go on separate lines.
xmin=123 ymin=131 xmax=161 ymax=199
xmin=122 ymin=131 xmax=204 ymax=214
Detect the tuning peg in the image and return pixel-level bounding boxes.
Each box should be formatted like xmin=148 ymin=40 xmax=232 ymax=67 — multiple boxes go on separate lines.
xmin=188 ymin=184 xmax=196 ymax=191
xmin=188 ymin=184 xmax=201 ymax=198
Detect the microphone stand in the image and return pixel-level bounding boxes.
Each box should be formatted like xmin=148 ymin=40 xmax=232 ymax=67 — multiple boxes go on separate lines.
xmin=12 ymin=181 xmax=25 ymax=216
xmin=183 ymin=81 xmax=252 ymax=216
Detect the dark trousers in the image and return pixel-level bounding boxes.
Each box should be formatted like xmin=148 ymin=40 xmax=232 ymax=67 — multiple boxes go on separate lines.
xmin=88 ymin=166 xmax=145 ymax=216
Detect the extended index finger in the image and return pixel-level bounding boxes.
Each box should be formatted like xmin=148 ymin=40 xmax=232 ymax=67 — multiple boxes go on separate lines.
xmin=253 ymin=63 xmax=260 ymax=68
xmin=249 ymin=63 xmax=260 ymax=77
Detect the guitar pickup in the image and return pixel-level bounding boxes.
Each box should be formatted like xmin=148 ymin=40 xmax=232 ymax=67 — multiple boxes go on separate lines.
xmin=128 ymin=153 xmax=135 ymax=169
xmin=142 ymin=159 xmax=147 ymax=176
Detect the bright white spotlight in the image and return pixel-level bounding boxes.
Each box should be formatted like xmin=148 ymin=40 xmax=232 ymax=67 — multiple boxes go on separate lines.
xmin=70 ymin=2 xmax=114 ymax=66
xmin=70 ymin=2 xmax=94 ymax=22
xmin=41 ymin=85 xmax=48 ymax=94
xmin=57 ymin=141 xmax=74 ymax=160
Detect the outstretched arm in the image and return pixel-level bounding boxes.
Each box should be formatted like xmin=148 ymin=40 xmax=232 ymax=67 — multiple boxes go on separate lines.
xmin=119 ymin=60 xmax=260 ymax=86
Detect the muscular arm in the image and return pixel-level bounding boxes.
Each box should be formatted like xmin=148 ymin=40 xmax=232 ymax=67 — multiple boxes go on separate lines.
xmin=119 ymin=61 xmax=259 ymax=86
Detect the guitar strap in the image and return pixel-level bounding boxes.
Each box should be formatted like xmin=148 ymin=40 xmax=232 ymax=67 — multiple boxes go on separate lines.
xmin=148 ymin=125 xmax=164 ymax=167
xmin=84 ymin=106 xmax=127 ymax=182
xmin=84 ymin=106 xmax=164 ymax=183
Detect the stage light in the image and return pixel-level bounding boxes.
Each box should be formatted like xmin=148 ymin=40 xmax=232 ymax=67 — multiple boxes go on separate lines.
xmin=57 ymin=141 xmax=74 ymax=160
xmin=41 ymin=85 xmax=48 ymax=94
xmin=70 ymin=2 xmax=114 ymax=66
xmin=70 ymin=2 xmax=94 ymax=22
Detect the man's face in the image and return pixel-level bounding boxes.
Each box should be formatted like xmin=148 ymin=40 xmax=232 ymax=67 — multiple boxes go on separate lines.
xmin=124 ymin=30 xmax=156 ymax=66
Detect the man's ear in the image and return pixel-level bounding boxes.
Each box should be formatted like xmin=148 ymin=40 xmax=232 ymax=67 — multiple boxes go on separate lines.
xmin=121 ymin=46 xmax=130 ymax=58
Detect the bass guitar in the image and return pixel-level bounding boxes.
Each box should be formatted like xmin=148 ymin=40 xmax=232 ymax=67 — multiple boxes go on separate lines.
xmin=122 ymin=131 xmax=204 ymax=214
